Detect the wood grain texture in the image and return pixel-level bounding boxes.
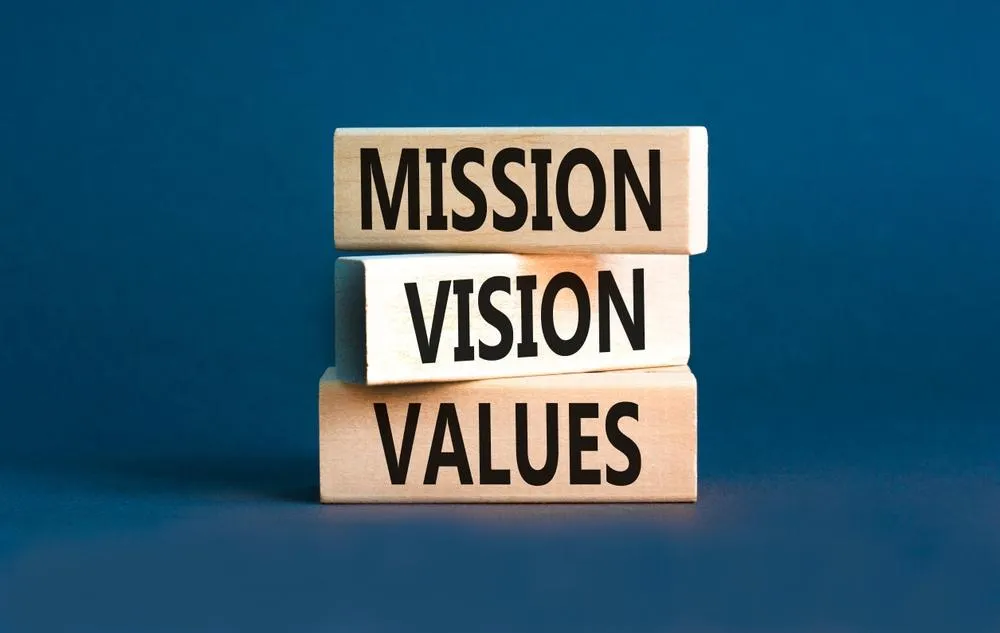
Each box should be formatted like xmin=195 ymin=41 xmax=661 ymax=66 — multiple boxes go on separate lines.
xmin=333 ymin=126 xmax=707 ymax=254
xmin=334 ymin=253 xmax=689 ymax=385
xmin=319 ymin=366 xmax=697 ymax=503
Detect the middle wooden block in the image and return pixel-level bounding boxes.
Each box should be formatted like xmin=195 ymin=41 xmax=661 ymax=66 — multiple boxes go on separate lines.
xmin=334 ymin=253 xmax=689 ymax=385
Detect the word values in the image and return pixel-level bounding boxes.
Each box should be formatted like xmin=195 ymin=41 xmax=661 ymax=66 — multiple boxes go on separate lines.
xmin=375 ymin=401 xmax=642 ymax=487
xmin=318 ymin=366 xmax=698 ymax=503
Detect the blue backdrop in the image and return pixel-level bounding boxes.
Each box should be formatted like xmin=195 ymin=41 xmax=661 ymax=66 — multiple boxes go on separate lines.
xmin=2 ymin=1 xmax=998 ymax=631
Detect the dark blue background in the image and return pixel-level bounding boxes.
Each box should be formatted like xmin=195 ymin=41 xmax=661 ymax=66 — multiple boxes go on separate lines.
xmin=2 ymin=0 xmax=998 ymax=631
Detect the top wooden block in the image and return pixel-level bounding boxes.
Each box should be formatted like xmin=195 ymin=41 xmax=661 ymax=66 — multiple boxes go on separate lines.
xmin=333 ymin=127 xmax=707 ymax=254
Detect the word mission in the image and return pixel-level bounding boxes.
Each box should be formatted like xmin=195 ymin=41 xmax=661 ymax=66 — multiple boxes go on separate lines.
xmin=334 ymin=127 xmax=707 ymax=254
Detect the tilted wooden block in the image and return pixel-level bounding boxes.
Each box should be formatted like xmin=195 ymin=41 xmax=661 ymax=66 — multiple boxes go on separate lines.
xmin=319 ymin=366 xmax=697 ymax=503
xmin=333 ymin=126 xmax=707 ymax=254
xmin=334 ymin=253 xmax=689 ymax=385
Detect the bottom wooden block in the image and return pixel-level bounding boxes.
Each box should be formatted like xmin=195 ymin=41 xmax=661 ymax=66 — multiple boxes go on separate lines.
xmin=318 ymin=366 xmax=697 ymax=503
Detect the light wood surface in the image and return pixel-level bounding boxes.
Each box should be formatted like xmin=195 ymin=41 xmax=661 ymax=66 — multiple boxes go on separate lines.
xmin=333 ymin=126 xmax=707 ymax=254
xmin=334 ymin=253 xmax=689 ymax=385
xmin=319 ymin=366 xmax=697 ymax=503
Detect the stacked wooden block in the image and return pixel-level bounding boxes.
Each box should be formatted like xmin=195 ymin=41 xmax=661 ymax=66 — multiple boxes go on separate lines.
xmin=320 ymin=127 xmax=707 ymax=503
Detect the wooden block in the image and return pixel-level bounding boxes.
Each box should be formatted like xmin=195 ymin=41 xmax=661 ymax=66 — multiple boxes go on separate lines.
xmin=333 ymin=126 xmax=707 ymax=254
xmin=318 ymin=366 xmax=697 ymax=503
xmin=334 ymin=253 xmax=688 ymax=385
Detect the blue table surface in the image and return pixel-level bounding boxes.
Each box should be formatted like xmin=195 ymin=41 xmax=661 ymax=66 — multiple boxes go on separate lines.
xmin=2 ymin=410 xmax=997 ymax=633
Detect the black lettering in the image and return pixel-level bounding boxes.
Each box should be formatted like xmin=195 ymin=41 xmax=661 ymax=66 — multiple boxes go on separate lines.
xmin=493 ymin=148 xmax=528 ymax=232
xmin=568 ymin=403 xmax=601 ymax=484
xmin=515 ymin=403 xmax=558 ymax=486
xmin=426 ymin=148 xmax=448 ymax=230
xmin=598 ymin=268 xmax=645 ymax=353
xmin=479 ymin=403 xmax=511 ymax=485
xmin=360 ymin=148 xmax=420 ymax=230
xmin=451 ymin=147 xmax=487 ymax=231
xmin=478 ymin=276 xmax=513 ymax=361
xmin=453 ymin=279 xmax=475 ymax=362
xmin=614 ymin=149 xmax=660 ymax=231
xmin=530 ymin=149 xmax=553 ymax=230
xmin=405 ymin=280 xmax=451 ymax=364
xmin=541 ymin=272 xmax=590 ymax=356
xmin=424 ymin=403 xmax=473 ymax=485
xmin=556 ymin=148 xmax=606 ymax=232
xmin=374 ymin=402 xmax=420 ymax=485
xmin=515 ymin=275 xmax=539 ymax=358
xmin=605 ymin=401 xmax=641 ymax=486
